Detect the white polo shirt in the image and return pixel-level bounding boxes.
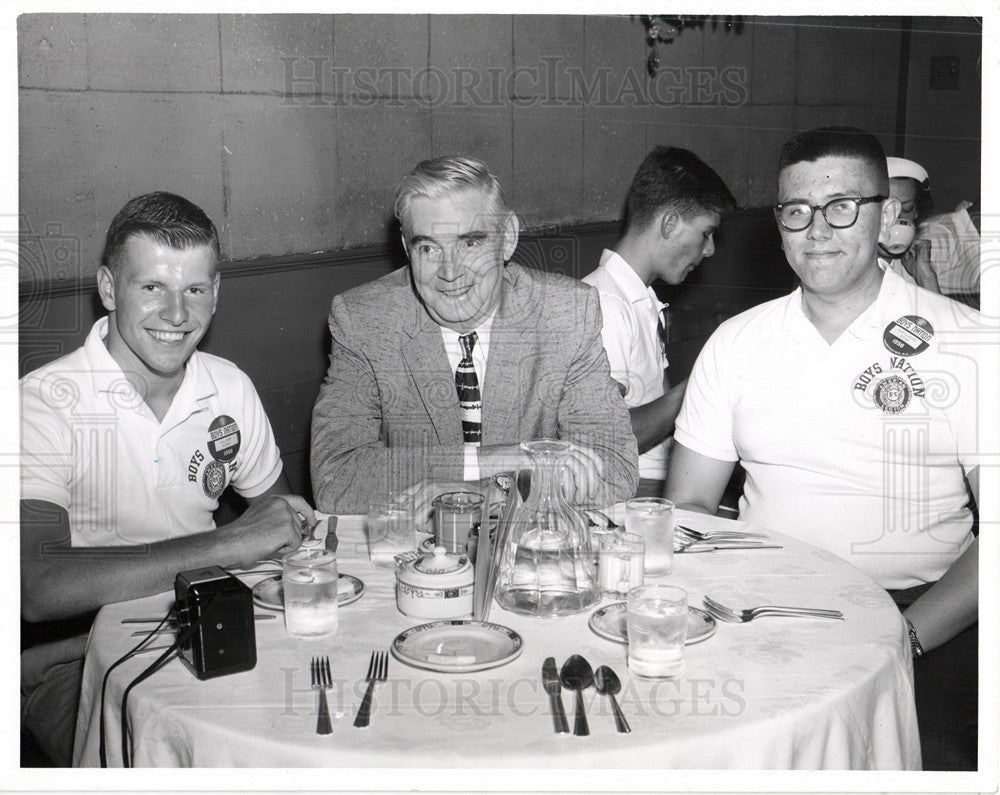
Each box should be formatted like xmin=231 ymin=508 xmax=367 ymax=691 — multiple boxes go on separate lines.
xmin=916 ymin=203 xmax=981 ymax=295
xmin=675 ymin=268 xmax=981 ymax=589
xmin=584 ymin=250 xmax=670 ymax=480
xmin=20 ymin=318 xmax=283 ymax=547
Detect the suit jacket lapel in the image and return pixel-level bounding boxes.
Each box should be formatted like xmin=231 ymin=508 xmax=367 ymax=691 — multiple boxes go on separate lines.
xmin=401 ymin=303 xmax=464 ymax=444
xmin=482 ymin=265 xmax=526 ymax=441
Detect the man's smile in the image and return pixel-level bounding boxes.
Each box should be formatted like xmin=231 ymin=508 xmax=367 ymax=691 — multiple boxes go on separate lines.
xmin=439 ymin=284 xmax=474 ymax=297
xmin=147 ymin=329 xmax=190 ymax=343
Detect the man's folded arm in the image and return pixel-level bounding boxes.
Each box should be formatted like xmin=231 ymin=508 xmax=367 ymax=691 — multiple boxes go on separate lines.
xmin=902 ymin=465 xmax=979 ymax=651
xmin=664 ymin=441 xmax=736 ymax=515
xmin=21 ymin=489 xmax=310 ymax=622
xmin=311 ymin=301 xmax=473 ymax=513
xmin=629 ymin=376 xmax=687 ymax=454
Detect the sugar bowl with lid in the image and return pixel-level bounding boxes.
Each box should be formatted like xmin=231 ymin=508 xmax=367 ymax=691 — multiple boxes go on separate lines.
xmin=394 ymin=546 xmax=474 ymax=620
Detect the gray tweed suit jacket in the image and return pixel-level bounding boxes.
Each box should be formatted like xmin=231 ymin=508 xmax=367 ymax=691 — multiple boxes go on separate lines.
xmin=310 ymin=262 xmax=638 ymax=513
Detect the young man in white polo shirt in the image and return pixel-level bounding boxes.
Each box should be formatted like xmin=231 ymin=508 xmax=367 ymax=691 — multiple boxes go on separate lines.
xmin=20 ymin=192 xmax=315 ymax=765
xmin=667 ymin=127 xmax=981 ymax=769
xmin=583 ymin=147 xmax=735 ymax=497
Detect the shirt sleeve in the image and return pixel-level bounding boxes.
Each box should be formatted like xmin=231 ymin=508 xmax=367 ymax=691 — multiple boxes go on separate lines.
xmin=593 ymin=290 xmax=637 ymax=396
xmin=19 ymin=375 xmax=74 ymax=509
xmin=946 ymin=305 xmax=986 ymax=474
xmin=228 ymin=372 xmax=283 ymax=498
xmin=555 ymin=287 xmax=639 ymax=506
xmin=311 ymin=293 xmax=472 ymax=514
xmin=673 ymin=327 xmax=740 ymax=462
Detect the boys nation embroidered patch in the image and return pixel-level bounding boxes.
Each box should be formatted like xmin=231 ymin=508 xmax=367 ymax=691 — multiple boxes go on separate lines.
xmin=853 ymin=357 xmax=926 ymax=415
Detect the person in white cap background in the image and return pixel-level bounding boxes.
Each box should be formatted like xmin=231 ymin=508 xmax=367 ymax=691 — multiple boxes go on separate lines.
xmin=878 ymin=156 xmax=940 ymax=291
xmin=881 ymin=156 xmax=981 ymax=308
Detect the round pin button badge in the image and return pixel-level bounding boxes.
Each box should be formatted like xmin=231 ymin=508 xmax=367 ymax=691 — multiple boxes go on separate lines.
xmin=207 ymin=415 xmax=241 ymax=463
xmin=883 ymin=315 xmax=934 ymax=356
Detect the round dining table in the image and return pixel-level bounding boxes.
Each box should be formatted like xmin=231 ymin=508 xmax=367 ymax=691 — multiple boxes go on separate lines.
xmin=72 ymin=509 xmax=921 ymax=769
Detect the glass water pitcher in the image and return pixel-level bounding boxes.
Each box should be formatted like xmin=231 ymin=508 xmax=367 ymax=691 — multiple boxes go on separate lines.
xmin=494 ymin=440 xmax=600 ymax=617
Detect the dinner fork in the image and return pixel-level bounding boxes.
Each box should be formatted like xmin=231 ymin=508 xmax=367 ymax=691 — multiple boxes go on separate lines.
xmin=353 ymin=651 xmax=388 ymax=728
xmin=311 ymin=656 xmax=333 ymax=735
xmin=675 ymin=525 xmax=769 ymax=542
xmin=584 ymin=510 xmax=622 ymax=530
xmin=703 ymin=595 xmax=844 ymax=623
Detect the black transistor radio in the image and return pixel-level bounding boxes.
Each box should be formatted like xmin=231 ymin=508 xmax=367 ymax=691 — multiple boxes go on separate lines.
xmin=173 ymin=566 xmax=257 ymax=680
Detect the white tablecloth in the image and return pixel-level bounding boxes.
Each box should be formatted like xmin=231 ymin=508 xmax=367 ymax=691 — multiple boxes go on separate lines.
xmin=74 ymin=510 xmax=920 ymax=769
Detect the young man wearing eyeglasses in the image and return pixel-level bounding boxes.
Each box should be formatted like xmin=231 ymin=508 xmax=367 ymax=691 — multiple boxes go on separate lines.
xmin=665 ymin=127 xmax=981 ymax=770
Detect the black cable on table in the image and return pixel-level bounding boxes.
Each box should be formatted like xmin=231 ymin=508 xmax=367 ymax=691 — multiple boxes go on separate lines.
xmin=98 ymin=606 xmax=174 ymax=768
xmin=100 ymin=598 xmax=213 ymax=767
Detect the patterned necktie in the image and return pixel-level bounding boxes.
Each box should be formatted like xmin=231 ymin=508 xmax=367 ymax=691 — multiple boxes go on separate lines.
xmin=657 ymin=308 xmax=669 ymax=358
xmin=456 ymin=332 xmax=482 ymax=445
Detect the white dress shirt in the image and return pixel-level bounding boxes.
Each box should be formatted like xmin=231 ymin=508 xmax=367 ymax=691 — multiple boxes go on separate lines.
xmin=440 ymin=310 xmax=495 ymax=481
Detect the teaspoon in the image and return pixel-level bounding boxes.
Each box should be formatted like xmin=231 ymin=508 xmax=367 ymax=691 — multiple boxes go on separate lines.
xmin=594 ymin=665 xmax=631 ymax=733
xmin=559 ymin=654 xmax=594 ymax=736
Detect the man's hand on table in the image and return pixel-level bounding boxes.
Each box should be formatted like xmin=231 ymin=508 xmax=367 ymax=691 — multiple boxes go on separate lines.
xmin=556 ymin=443 xmax=605 ymax=505
xmin=401 ymin=441 xmax=607 ymax=527
xmin=479 ymin=441 xmax=606 ymax=504
xmin=224 ymin=493 xmax=317 ymax=567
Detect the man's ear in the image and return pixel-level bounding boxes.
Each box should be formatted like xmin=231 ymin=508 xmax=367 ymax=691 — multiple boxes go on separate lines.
xmin=96 ymin=266 xmax=116 ymax=312
xmin=210 ymin=272 xmax=221 ymax=316
xmin=659 ymin=210 xmax=680 ymax=239
xmin=399 ymin=230 xmax=411 ymax=261
xmin=502 ymin=212 xmax=520 ymax=261
xmin=879 ymin=197 xmax=902 ymax=238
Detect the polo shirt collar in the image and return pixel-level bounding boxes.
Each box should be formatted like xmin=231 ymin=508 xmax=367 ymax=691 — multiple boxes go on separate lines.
xmin=599 ymin=249 xmax=665 ymax=312
xmin=846 ymin=268 xmax=898 ymax=338
xmin=779 ymin=267 xmax=897 ymax=339
xmin=83 ymin=317 xmax=219 ymax=407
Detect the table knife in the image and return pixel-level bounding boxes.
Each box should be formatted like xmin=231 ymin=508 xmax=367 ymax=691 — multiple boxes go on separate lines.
xmin=123 ymin=614 xmax=277 ymax=625
xmin=542 ymin=657 xmax=570 ymax=734
xmin=678 ymin=543 xmax=784 ymax=553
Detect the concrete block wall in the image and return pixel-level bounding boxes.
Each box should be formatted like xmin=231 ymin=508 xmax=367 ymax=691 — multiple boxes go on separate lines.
xmin=19 ymin=13 xmax=940 ymax=285
xmin=903 ymin=17 xmax=982 ymax=213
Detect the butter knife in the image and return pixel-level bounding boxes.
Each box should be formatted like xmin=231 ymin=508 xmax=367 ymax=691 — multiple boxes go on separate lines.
xmin=677 ymin=543 xmax=784 ymax=553
xmin=542 ymin=657 xmax=570 ymax=734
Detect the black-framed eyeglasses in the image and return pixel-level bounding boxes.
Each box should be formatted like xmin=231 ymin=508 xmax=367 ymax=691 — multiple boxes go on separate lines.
xmin=773 ymin=195 xmax=885 ymax=232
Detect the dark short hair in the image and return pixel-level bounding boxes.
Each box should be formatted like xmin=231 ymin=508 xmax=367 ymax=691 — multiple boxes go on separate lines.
xmin=102 ymin=192 xmax=220 ymax=273
xmin=778 ymin=127 xmax=889 ymax=194
xmin=625 ymin=146 xmax=737 ymax=230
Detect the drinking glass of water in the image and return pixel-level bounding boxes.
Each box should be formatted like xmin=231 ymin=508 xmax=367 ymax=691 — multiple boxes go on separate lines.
xmin=626 ymin=584 xmax=688 ymax=679
xmin=282 ymin=548 xmax=339 ymax=639
xmin=625 ymin=497 xmax=675 ymax=576
xmin=598 ymin=532 xmax=645 ymax=597
xmin=433 ymin=491 xmax=485 ymax=554
xmin=367 ymin=493 xmax=416 ymax=567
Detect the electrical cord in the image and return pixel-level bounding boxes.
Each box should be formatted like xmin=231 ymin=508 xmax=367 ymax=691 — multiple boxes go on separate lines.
xmin=99 ymin=606 xmax=174 ymax=768
xmin=118 ymin=639 xmax=185 ymax=767
xmin=99 ymin=598 xmax=213 ymax=767
xmin=118 ymin=600 xmax=215 ymax=768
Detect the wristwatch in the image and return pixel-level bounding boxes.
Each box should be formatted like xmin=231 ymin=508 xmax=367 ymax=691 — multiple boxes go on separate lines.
xmin=904 ymin=617 xmax=924 ymax=659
